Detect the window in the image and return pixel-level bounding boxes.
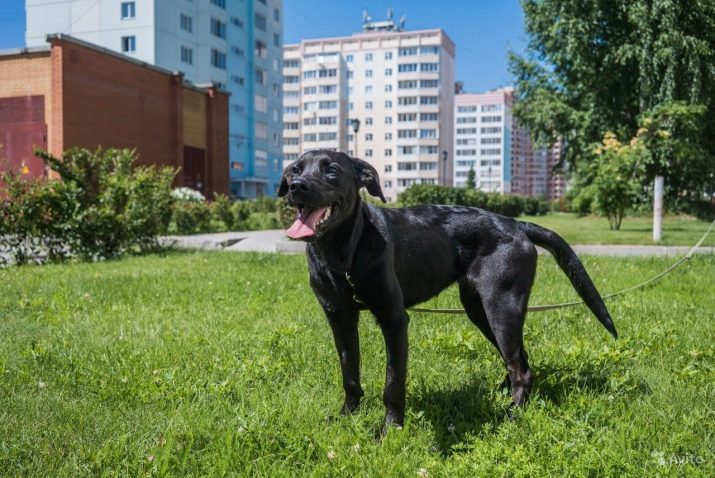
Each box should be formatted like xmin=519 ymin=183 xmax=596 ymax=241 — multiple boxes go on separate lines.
xmin=255 ymin=68 xmax=266 ymax=85
xmin=385 ymin=100 xmax=392 ymax=108
xmin=385 ymin=117 xmax=392 ymax=125
xmin=255 ymin=149 xmax=268 ymax=168
xmin=385 ymin=84 xmax=393 ymax=92
xmin=319 ymin=69 xmax=337 ymax=78
xmin=180 ymin=46 xmax=193 ymax=65
xmin=399 ymin=146 xmax=415 ymax=155
xmin=284 ymin=75 xmax=299 ymax=84
xmin=255 ymin=121 xmax=268 ymax=139
xmin=319 ymin=85 xmax=337 ymax=94
xmin=303 ymin=86 xmax=316 ymax=95
xmin=365 ymin=149 xmax=373 ymax=157
xmin=420 ymin=113 xmax=438 ymax=121
xmin=481 ymin=116 xmax=502 ymax=123
xmin=385 ymin=164 xmax=392 ymax=172
xmin=420 ymin=129 xmax=436 ymax=138
xmin=399 ymin=47 xmax=417 ymax=56
xmin=231 ymin=103 xmax=244 ymax=114
xmin=420 ymin=63 xmax=439 ymax=72
xmin=457 ymin=105 xmax=477 ymax=113
xmin=255 ymin=13 xmax=267 ymax=31
xmin=481 ymin=104 xmax=503 ymax=112
xmin=346 ymin=54 xmax=353 ymax=63
xmin=420 ymin=145 xmax=438 ymax=154
xmin=365 ymin=133 xmax=373 ymax=142
xmin=481 ymin=148 xmax=502 ymax=155
xmin=211 ymin=18 xmax=226 ymax=38
xmin=481 ymin=126 xmax=502 ymax=134
xmin=231 ymin=16 xmax=243 ymax=28
xmin=365 ymin=117 xmax=373 ymax=125
xmin=398 ymin=113 xmax=417 ymax=122
xmin=211 ymin=0 xmax=226 ymax=8
xmin=398 ymin=80 xmax=417 ymax=89
xmin=398 ymin=96 xmax=417 ymax=105
xmin=303 ymin=70 xmax=316 ymax=79
xmin=398 ymin=129 xmax=417 ymax=138
xmin=319 ymin=116 xmax=337 ymax=125
xmin=420 ymin=79 xmax=439 ymax=88
xmin=385 ymin=52 xmax=393 ymax=60
xmin=284 ymin=122 xmax=299 ymax=130
xmin=231 ymin=75 xmax=244 ymax=85
xmin=365 ymin=53 xmax=373 ymax=61
xmin=273 ymin=33 xmax=280 ymax=47
xmin=121 ymin=36 xmax=136 ymax=53
xmin=365 ymin=70 xmax=373 ymax=78
xmin=457 ymin=139 xmax=477 ymax=145
xmin=319 ymin=132 xmax=337 ymax=141
xmin=385 ymin=68 xmax=392 ymax=76
xmin=456 ymin=149 xmax=477 ymax=156
xmin=255 ymin=94 xmax=268 ymax=113
xmin=303 ymin=133 xmax=317 ymax=142
xmin=319 ymin=100 xmax=337 ymax=109
xmin=385 ymin=149 xmax=392 ymax=156
xmin=365 ymin=101 xmax=373 ymax=110
xmin=211 ymin=49 xmax=226 ymax=69
xmin=385 ymin=132 xmax=392 ymax=139
xmin=284 ymin=59 xmax=300 ymax=68
xmin=273 ymin=7 xmax=280 ymax=21
xmin=419 ymin=162 xmax=437 ymax=170
xmin=457 ymin=128 xmax=477 ymax=134
xmin=121 ymin=2 xmax=135 ymax=20
xmin=420 ymin=46 xmax=439 ymax=55
xmin=398 ymin=64 xmax=417 ymax=73
xmin=303 ymin=117 xmax=316 ymax=126
xmin=284 ymin=137 xmax=299 ymax=145
xmin=346 ymin=71 xmax=353 ymax=79
xmin=284 ymin=107 xmax=299 ymax=115
xmin=398 ymin=162 xmax=417 ymax=171
xmin=180 ymin=14 xmax=193 ymax=32
xmin=255 ymin=40 xmax=267 ymax=58
xmin=365 ymin=85 xmax=373 ymax=94
xmin=231 ymin=46 xmax=244 ymax=56
xmin=420 ymin=96 xmax=438 ymax=105
xmin=481 ymin=137 xmax=502 ymax=144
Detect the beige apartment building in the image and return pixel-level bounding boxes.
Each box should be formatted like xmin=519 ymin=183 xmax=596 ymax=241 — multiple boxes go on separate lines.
xmin=283 ymin=20 xmax=455 ymax=202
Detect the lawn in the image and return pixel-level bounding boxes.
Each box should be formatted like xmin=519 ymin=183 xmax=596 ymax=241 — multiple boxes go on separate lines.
xmin=1 ymin=251 xmax=714 ymax=476
xmin=521 ymin=213 xmax=715 ymax=247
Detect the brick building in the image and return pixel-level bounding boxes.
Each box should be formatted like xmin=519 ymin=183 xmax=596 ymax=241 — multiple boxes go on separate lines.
xmin=0 ymin=34 xmax=229 ymax=196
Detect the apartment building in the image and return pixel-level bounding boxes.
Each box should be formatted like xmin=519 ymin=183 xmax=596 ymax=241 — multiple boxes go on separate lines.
xmin=283 ymin=17 xmax=455 ymax=202
xmin=454 ymin=87 xmax=567 ymax=198
xmin=26 ymin=0 xmax=283 ymax=198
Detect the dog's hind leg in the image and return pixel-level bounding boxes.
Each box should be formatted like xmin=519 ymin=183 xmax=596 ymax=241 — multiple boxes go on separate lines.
xmin=468 ymin=245 xmax=537 ymax=407
xmin=458 ymin=280 xmax=510 ymax=389
xmin=327 ymin=309 xmax=364 ymax=414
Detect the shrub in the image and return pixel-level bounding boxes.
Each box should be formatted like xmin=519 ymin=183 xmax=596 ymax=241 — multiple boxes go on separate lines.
xmin=172 ymin=199 xmax=212 ymax=235
xmin=398 ymin=184 xmax=549 ymax=217
xmin=0 ymin=148 xmax=176 ymax=265
xmin=211 ymin=194 xmax=234 ymax=230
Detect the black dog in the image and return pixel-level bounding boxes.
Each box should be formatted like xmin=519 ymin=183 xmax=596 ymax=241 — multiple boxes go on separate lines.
xmin=279 ymin=149 xmax=617 ymax=431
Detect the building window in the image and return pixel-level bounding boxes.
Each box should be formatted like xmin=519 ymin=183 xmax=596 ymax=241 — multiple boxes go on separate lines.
xmin=231 ymin=16 xmax=244 ymax=28
xmin=231 ymin=46 xmax=244 ymax=56
xmin=181 ymin=46 xmax=193 ymax=65
xmin=385 ymin=100 xmax=392 ymax=108
xmin=255 ymin=13 xmax=267 ymax=31
xmin=365 ymin=70 xmax=373 ymax=78
xmin=365 ymin=133 xmax=373 ymax=142
xmin=255 ymin=40 xmax=267 ymax=58
xmin=255 ymin=122 xmax=268 ymax=139
xmin=365 ymin=53 xmax=373 ymax=61
xmin=365 ymin=149 xmax=373 ymax=157
xmin=385 ymin=149 xmax=392 ymax=156
xmin=365 ymin=101 xmax=373 ymax=110
xmin=346 ymin=54 xmax=353 ymax=63
xmin=385 ymin=84 xmax=392 ymax=92
xmin=385 ymin=68 xmax=392 ymax=76
xmin=398 ymin=63 xmax=417 ymax=72
xmin=385 ymin=164 xmax=392 ymax=172
xmin=273 ymin=7 xmax=280 ymax=21
xmin=211 ymin=18 xmax=226 ymax=38
xmin=255 ymin=94 xmax=268 ymax=113
xmin=121 ymin=2 xmax=135 ymax=20
xmin=385 ymin=117 xmax=393 ymax=125
xmin=231 ymin=75 xmax=245 ymax=85
xmin=273 ymin=33 xmax=280 ymax=47
xmin=399 ymin=47 xmax=418 ymax=56
xmin=211 ymin=49 xmax=226 ymax=69
xmin=180 ymin=14 xmax=193 ymax=32
xmin=121 ymin=36 xmax=136 ymax=53
xmin=211 ymin=0 xmax=226 ymax=8
xmin=385 ymin=51 xmax=393 ymax=60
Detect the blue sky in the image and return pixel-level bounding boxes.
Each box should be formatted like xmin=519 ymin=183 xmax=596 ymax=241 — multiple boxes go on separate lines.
xmin=0 ymin=0 xmax=528 ymax=92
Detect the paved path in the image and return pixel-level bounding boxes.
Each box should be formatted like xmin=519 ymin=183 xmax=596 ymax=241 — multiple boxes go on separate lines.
xmin=162 ymin=230 xmax=715 ymax=256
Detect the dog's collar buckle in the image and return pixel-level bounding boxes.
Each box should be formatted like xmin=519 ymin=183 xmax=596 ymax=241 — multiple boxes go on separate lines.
xmin=345 ymin=272 xmax=366 ymax=306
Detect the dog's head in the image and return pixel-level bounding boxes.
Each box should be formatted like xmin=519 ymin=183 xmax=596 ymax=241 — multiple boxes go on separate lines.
xmin=277 ymin=149 xmax=385 ymax=241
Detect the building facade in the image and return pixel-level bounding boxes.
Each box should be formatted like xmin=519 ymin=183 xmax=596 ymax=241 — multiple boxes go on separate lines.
xmin=283 ymin=21 xmax=455 ymax=203
xmin=0 ymin=35 xmax=229 ymax=196
xmin=26 ymin=0 xmax=283 ymax=198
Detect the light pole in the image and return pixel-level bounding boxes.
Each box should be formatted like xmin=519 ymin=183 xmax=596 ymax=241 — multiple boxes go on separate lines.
xmin=350 ymin=118 xmax=361 ymax=157
xmin=441 ymin=150 xmax=448 ymax=186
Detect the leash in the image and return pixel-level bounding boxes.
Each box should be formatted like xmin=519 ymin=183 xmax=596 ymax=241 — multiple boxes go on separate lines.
xmin=408 ymin=219 xmax=715 ymax=315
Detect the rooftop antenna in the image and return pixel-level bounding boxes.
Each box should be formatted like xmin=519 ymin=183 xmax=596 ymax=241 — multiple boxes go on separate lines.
xmin=387 ymin=7 xmax=393 ymax=21
xmin=399 ymin=14 xmax=406 ymax=30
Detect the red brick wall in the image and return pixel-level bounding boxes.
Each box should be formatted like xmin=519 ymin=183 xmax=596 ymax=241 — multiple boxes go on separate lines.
xmin=48 ymin=38 xmax=229 ymax=196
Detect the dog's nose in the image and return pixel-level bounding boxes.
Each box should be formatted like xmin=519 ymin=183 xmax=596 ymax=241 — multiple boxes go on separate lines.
xmin=289 ymin=177 xmax=310 ymax=193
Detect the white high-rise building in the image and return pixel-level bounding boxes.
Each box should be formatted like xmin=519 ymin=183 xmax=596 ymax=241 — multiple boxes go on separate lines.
xmin=26 ymin=0 xmax=284 ymax=198
xmin=283 ymin=16 xmax=455 ymax=203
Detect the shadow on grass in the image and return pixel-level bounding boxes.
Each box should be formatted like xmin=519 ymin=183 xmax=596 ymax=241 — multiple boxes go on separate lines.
xmin=413 ymin=364 xmax=650 ymax=456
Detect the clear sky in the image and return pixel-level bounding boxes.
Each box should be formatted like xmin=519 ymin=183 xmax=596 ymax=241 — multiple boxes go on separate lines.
xmin=0 ymin=0 xmax=528 ymax=93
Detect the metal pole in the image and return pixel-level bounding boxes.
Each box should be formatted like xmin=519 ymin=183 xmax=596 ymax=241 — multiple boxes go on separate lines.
xmin=653 ymin=175 xmax=664 ymax=242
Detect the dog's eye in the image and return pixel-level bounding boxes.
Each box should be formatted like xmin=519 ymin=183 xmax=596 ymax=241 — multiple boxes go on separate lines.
xmin=291 ymin=166 xmax=300 ymax=175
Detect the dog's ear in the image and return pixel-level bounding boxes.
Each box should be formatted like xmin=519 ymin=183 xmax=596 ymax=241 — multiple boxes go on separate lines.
xmin=351 ymin=157 xmax=386 ymax=203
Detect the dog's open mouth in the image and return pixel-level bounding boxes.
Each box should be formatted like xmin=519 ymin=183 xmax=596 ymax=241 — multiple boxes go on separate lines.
xmin=286 ymin=204 xmax=337 ymax=239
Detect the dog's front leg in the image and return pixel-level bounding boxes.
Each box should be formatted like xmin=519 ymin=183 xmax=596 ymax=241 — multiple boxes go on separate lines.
xmin=326 ymin=309 xmax=364 ymax=415
xmin=374 ymin=307 xmax=409 ymax=431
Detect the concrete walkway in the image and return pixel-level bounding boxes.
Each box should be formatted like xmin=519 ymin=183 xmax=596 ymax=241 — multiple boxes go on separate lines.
xmin=162 ymin=230 xmax=715 ymax=256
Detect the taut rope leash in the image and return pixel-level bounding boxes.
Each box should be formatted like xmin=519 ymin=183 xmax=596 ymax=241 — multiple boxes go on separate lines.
xmin=408 ymin=219 xmax=715 ymax=315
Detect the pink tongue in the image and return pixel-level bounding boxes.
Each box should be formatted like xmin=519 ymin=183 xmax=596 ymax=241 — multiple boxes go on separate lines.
xmin=286 ymin=207 xmax=327 ymax=239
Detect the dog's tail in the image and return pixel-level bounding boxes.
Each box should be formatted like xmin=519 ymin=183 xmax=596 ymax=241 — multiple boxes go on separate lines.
xmin=518 ymin=221 xmax=618 ymax=339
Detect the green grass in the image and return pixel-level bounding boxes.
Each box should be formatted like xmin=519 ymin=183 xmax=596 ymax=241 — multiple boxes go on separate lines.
xmin=521 ymin=213 xmax=715 ymax=247
xmin=1 ymin=251 xmax=714 ymax=476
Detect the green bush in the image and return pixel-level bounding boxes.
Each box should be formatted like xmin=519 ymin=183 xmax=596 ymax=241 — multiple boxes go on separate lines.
xmin=571 ymin=187 xmax=595 ymax=217
xmin=211 ymin=194 xmax=234 ymax=230
xmin=398 ymin=184 xmax=550 ymax=217
xmin=172 ymin=200 xmax=212 ymax=235
xmin=0 ymin=148 xmax=175 ymax=265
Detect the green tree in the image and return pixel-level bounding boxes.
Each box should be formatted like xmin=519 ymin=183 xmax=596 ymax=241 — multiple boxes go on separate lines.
xmin=510 ymin=0 xmax=715 ymax=203
xmin=465 ymin=166 xmax=476 ymax=189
